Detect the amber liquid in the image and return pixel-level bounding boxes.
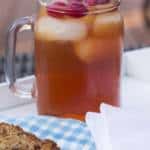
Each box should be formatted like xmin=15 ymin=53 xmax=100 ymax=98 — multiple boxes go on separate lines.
xmin=35 ymin=8 xmax=123 ymax=120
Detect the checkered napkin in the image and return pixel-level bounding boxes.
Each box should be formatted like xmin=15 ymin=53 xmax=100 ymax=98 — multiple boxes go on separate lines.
xmin=0 ymin=115 xmax=96 ymax=150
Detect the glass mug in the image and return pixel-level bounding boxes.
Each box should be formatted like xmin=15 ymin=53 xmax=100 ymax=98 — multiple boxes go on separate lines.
xmin=5 ymin=0 xmax=123 ymax=120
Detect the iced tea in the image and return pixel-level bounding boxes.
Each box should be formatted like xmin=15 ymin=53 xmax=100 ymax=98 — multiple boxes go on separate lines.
xmin=35 ymin=1 xmax=123 ymax=120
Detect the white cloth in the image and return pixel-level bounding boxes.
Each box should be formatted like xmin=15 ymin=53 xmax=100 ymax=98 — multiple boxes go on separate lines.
xmin=86 ymin=104 xmax=150 ymax=150
xmin=121 ymin=77 xmax=150 ymax=110
xmin=125 ymin=47 xmax=150 ymax=82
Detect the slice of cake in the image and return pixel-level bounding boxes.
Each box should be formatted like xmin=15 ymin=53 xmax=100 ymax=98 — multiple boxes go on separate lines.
xmin=0 ymin=122 xmax=60 ymax=150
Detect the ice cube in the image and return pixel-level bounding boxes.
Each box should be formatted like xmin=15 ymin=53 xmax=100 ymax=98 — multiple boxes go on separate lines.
xmin=75 ymin=38 xmax=120 ymax=63
xmin=35 ymin=16 xmax=88 ymax=41
xmin=93 ymin=11 xmax=123 ymax=38
xmin=75 ymin=38 xmax=101 ymax=63
xmin=82 ymin=15 xmax=95 ymax=31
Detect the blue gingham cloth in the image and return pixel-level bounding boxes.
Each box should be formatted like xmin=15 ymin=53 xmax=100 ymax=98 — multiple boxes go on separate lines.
xmin=0 ymin=115 xmax=96 ymax=150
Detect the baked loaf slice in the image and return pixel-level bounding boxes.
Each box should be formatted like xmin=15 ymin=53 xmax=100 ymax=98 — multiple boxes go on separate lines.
xmin=0 ymin=122 xmax=60 ymax=150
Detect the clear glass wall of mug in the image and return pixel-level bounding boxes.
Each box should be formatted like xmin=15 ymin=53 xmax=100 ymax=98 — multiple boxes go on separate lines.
xmin=5 ymin=0 xmax=123 ymax=121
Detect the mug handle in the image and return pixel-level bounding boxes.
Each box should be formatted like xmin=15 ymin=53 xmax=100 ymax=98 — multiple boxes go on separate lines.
xmin=5 ymin=16 xmax=35 ymax=99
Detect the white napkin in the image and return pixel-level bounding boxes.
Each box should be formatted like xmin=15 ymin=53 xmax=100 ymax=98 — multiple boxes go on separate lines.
xmin=86 ymin=104 xmax=150 ymax=150
xmin=125 ymin=47 xmax=150 ymax=82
